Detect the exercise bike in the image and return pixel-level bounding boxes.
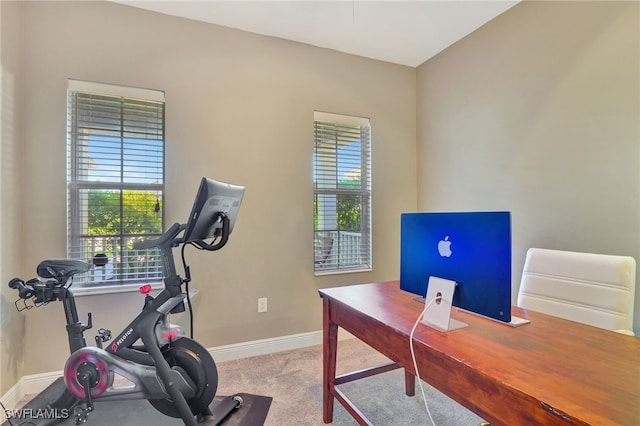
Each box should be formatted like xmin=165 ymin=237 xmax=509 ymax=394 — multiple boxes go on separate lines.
xmin=8 ymin=177 xmax=246 ymax=426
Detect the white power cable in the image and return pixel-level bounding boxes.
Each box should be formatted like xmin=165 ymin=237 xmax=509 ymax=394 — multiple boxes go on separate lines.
xmin=409 ymin=296 xmax=439 ymax=426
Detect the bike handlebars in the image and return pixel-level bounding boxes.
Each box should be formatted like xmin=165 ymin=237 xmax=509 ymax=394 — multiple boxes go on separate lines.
xmin=133 ymin=213 xmax=231 ymax=252
xmin=190 ymin=212 xmax=230 ymax=251
xmin=9 ymin=277 xmax=62 ymax=310
xmin=9 ymin=277 xmax=35 ymax=299
xmin=9 ymin=213 xmax=232 ymax=311
xmin=8 ymin=259 xmax=91 ymax=311
xmin=133 ymin=222 xmax=185 ymax=250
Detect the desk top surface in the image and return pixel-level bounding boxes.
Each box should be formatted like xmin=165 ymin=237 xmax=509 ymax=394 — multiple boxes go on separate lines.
xmin=320 ymin=281 xmax=640 ymax=425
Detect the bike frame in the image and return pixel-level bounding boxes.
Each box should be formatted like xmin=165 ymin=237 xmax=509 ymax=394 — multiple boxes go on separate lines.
xmin=9 ymin=211 xmax=237 ymax=426
xmin=61 ymin=222 xmax=202 ymax=425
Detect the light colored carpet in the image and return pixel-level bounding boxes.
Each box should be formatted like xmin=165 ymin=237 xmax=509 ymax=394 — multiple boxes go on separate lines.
xmin=12 ymin=338 xmax=483 ymax=425
xmin=215 ymin=337 xmax=483 ymax=425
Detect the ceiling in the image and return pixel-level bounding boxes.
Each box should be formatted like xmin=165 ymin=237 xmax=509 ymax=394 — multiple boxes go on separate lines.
xmin=113 ymin=1 xmax=519 ymax=67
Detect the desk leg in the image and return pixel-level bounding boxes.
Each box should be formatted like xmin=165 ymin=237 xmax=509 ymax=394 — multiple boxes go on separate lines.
xmin=322 ymin=297 xmax=338 ymax=424
xmin=405 ymin=370 xmax=416 ymax=396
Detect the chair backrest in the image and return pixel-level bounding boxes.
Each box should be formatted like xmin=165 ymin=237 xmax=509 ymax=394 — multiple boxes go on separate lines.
xmin=518 ymin=248 xmax=636 ymax=335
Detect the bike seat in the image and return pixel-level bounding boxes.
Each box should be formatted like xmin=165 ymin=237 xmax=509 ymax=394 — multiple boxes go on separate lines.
xmin=37 ymin=259 xmax=91 ymax=281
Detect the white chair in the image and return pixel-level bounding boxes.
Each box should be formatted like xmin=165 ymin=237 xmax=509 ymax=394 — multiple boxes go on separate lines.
xmin=517 ymin=248 xmax=636 ymax=336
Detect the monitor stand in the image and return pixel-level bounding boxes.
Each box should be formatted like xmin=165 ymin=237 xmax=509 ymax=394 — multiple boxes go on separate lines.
xmin=506 ymin=315 xmax=531 ymax=327
xmin=415 ymin=276 xmax=531 ymax=329
xmin=454 ymin=307 xmax=531 ymax=327
xmin=420 ymin=276 xmax=468 ymax=332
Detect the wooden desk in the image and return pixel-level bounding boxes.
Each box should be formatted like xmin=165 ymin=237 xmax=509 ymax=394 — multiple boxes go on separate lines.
xmin=319 ymin=281 xmax=640 ymax=426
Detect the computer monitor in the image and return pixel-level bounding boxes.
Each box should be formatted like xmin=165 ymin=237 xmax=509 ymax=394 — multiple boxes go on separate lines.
xmin=400 ymin=211 xmax=512 ymax=323
xmin=183 ymin=177 xmax=245 ymax=244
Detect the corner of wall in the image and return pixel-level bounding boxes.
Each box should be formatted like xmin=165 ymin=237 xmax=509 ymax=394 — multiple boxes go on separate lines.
xmin=1 ymin=0 xmax=26 ymax=396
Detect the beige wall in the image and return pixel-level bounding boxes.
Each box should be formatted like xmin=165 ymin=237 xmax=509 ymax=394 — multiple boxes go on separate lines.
xmin=18 ymin=1 xmax=417 ymax=374
xmin=417 ymin=1 xmax=640 ymax=333
xmin=1 ymin=1 xmax=26 ymax=395
xmin=5 ymin=0 xmax=638 ymax=390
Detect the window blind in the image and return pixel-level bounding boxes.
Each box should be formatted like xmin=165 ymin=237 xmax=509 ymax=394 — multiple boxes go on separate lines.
xmin=67 ymin=82 xmax=165 ymax=286
xmin=313 ymin=112 xmax=372 ymax=273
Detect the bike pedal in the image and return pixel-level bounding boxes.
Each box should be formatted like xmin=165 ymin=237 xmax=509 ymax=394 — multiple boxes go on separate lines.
xmin=97 ymin=328 xmax=111 ymax=341
xmin=74 ymin=405 xmax=89 ymax=425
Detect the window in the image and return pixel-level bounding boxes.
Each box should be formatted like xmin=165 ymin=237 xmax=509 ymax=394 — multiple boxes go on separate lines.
xmin=67 ymin=80 xmax=165 ymax=286
xmin=313 ymin=111 xmax=372 ymax=274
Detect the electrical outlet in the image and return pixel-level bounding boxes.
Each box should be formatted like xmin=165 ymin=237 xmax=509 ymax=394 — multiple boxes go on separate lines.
xmin=258 ymin=297 xmax=268 ymax=313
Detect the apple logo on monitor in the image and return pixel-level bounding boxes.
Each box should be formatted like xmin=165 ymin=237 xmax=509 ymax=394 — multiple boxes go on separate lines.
xmin=438 ymin=236 xmax=452 ymax=257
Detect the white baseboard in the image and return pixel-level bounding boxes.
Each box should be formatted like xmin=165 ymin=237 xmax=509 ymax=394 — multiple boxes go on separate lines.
xmin=208 ymin=328 xmax=353 ymax=362
xmin=1 ymin=329 xmax=353 ymax=410
xmin=0 ymin=370 xmax=63 ymax=411
xmin=0 ymin=382 xmax=20 ymax=412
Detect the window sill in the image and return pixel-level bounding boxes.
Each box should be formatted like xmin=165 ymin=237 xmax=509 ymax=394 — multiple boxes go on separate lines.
xmin=314 ymin=267 xmax=372 ymax=277
xmin=70 ymin=281 xmax=165 ymax=297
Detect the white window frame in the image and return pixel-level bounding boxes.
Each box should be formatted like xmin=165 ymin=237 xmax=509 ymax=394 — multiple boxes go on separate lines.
xmin=66 ymin=80 xmax=165 ymax=288
xmin=313 ymin=111 xmax=372 ymax=275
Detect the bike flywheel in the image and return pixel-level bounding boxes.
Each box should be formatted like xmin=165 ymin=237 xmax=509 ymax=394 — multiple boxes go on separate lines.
xmin=148 ymin=337 xmax=218 ymax=418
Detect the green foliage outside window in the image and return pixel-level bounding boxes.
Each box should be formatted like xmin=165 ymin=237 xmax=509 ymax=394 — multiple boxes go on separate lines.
xmin=314 ymin=179 xmax=362 ymax=232
xmin=336 ymin=180 xmax=362 ymax=232
xmin=87 ymin=190 xmax=162 ymax=236
xmin=85 ymin=189 xmax=163 ymax=280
